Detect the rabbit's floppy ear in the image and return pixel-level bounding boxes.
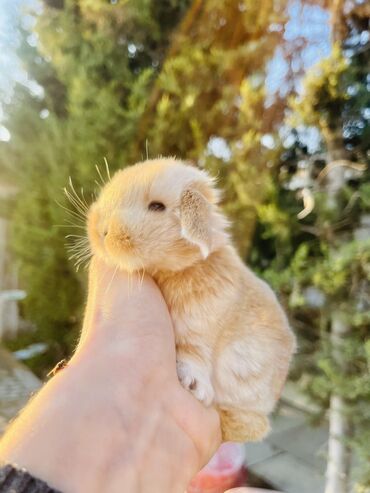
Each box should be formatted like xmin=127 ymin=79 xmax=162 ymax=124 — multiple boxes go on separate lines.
xmin=180 ymin=186 xmax=211 ymax=259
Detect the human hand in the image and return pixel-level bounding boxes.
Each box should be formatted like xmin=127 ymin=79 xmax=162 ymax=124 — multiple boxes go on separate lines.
xmin=226 ymin=489 xmax=249 ymax=493
xmin=0 ymin=257 xmax=221 ymax=493
xmin=225 ymin=489 xmax=282 ymax=492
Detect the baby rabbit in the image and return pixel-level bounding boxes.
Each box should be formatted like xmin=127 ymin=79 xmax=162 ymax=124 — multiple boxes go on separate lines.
xmin=87 ymin=158 xmax=296 ymax=442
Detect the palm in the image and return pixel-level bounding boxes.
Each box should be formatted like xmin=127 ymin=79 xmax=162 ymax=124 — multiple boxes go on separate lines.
xmin=80 ymin=257 xmax=221 ymax=472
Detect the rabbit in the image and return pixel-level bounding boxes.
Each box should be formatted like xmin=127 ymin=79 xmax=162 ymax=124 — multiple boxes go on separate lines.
xmin=86 ymin=157 xmax=296 ymax=442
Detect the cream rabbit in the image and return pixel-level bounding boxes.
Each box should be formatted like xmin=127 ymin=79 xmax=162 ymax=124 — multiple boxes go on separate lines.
xmin=87 ymin=157 xmax=296 ymax=442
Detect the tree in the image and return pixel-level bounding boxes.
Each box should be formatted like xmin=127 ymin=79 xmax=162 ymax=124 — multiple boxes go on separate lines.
xmin=252 ymin=1 xmax=369 ymax=489
xmin=0 ymin=0 xmax=190 ymax=375
xmin=293 ymin=3 xmax=369 ymax=490
xmin=1 ymin=0 xmax=291 ymax=373
xmin=130 ymin=0 xmax=289 ymax=257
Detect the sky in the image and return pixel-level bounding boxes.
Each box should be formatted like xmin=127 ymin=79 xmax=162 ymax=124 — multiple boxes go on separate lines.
xmin=0 ymin=0 xmax=41 ymax=139
xmin=0 ymin=1 xmax=29 ymax=103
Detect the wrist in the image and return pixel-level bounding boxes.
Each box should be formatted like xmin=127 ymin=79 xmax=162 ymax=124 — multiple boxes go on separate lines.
xmin=0 ymin=356 xmax=130 ymax=492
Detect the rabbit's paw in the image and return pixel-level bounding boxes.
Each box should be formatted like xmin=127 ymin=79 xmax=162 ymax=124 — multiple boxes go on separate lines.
xmin=176 ymin=358 xmax=214 ymax=406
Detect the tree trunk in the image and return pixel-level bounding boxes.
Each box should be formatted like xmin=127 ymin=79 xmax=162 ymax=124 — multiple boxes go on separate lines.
xmin=323 ymin=127 xmax=352 ymax=493
xmin=322 ymin=126 xmax=347 ymax=208
xmin=325 ymin=314 xmax=351 ymax=493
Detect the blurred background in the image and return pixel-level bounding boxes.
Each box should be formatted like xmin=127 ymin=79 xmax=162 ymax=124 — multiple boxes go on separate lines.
xmin=0 ymin=0 xmax=369 ymax=492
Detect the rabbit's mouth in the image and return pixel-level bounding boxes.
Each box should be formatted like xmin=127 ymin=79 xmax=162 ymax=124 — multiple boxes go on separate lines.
xmin=105 ymin=247 xmax=145 ymax=274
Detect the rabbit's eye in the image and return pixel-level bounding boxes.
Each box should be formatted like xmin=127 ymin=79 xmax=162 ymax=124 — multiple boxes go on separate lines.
xmin=148 ymin=201 xmax=166 ymax=212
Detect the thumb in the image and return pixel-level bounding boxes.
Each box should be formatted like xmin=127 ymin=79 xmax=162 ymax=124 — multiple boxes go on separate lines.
xmin=79 ymin=256 xmax=133 ymax=345
xmin=77 ymin=256 xmax=173 ymax=350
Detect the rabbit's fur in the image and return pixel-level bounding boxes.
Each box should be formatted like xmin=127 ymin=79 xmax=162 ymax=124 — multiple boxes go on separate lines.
xmin=87 ymin=158 xmax=296 ymax=442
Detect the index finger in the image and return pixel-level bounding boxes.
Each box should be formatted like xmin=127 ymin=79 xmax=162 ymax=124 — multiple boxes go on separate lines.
xmin=226 ymin=489 xmax=283 ymax=492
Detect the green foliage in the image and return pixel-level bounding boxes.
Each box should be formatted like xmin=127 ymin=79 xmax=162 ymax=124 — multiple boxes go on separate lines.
xmin=2 ymin=0 xmax=289 ymax=377
xmin=130 ymin=0 xmax=287 ymax=257
xmin=251 ymin=8 xmax=370 ymax=485
xmin=290 ymin=45 xmax=349 ymax=130
xmin=2 ymin=117 xmax=85 ymax=374
xmin=2 ymin=0 xmax=369 ymax=486
xmin=1 ymin=0 xmax=190 ymax=376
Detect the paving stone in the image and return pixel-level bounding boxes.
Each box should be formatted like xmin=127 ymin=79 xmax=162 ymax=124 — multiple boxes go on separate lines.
xmin=242 ymin=405 xmax=327 ymax=491
xmin=243 ymin=412 xmax=305 ymax=468
xmin=0 ymin=346 xmax=41 ymax=426
xmin=244 ymin=441 xmax=282 ymax=467
xmin=268 ymin=421 xmax=328 ymax=473
xmin=269 ymin=413 xmax=307 ymax=436
xmin=248 ymin=452 xmax=325 ymax=493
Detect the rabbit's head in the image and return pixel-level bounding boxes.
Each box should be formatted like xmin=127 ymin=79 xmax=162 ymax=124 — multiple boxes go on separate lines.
xmin=88 ymin=158 xmax=229 ymax=273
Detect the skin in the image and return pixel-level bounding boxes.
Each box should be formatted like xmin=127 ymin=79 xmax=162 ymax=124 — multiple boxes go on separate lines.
xmin=0 ymin=258 xmax=223 ymax=493
xmin=226 ymin=490 xmax=275 ymax=493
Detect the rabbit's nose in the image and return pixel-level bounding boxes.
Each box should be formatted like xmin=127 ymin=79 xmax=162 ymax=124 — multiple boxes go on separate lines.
xmin=105 ymin=217 xmax=131 ymax=244
xmin=119 ymin=230 xmax=131 ymax=244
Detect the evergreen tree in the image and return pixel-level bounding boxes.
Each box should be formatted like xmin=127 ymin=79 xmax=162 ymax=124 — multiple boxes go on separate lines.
xmin=130 ymin=0 xmax=288 ymax=257
xmin=1 ymin=0 xmax=290 ymax=374
xmin=0 ymin=0 xmax=190 ymax=375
